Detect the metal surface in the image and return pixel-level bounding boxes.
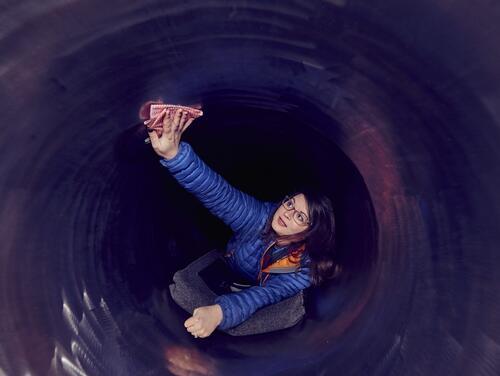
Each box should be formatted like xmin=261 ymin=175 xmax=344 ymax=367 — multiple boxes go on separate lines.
xmin=1 ymin=1 xmax=499 ymax=375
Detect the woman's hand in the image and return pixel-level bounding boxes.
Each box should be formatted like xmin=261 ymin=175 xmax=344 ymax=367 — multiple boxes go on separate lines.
xmin=184 ymin=304 xmax=223 ymax=339
xmin=148 ymin=108 xmax=196 ymax=160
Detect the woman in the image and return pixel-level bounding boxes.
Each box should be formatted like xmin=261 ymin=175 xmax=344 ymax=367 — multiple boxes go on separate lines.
xmin=147 ymin=107 xmax=337 ymax=338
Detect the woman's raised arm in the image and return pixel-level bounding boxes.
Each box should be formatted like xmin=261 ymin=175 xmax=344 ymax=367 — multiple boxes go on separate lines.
xmin=148 ymin=108 xmax=266 ymax=233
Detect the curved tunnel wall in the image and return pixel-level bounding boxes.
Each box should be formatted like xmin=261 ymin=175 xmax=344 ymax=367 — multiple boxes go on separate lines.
xmin=1 ymin=1 xmax=500 ymax=375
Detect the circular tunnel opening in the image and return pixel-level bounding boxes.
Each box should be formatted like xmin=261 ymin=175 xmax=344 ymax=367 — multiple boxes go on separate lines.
xmin=111 ymin=95 xmax=378 ymax=348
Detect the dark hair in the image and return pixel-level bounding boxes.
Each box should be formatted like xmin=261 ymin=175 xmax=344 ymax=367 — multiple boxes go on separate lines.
xmin=261 ymin=189 xmax=339 ymax=286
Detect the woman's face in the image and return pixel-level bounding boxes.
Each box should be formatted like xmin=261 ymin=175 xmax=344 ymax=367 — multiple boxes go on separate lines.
xmin=271 ymin=193 xmax=311 ymax=237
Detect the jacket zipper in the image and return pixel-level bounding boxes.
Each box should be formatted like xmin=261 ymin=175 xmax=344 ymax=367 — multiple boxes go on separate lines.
xmin=258 ymin=240 xmax=276 ymax=285
xmin=258 ymin=242 xmax=306 ymax=285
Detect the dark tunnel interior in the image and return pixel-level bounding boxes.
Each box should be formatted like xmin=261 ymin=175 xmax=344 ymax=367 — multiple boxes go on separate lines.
xmin=1 ymin=1 xmax=500 ymax=375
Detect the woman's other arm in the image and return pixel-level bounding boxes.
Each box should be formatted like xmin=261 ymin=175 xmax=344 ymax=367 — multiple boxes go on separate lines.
xmin=213 ymin=267 xmax=312 ymax=330
xmin=184 ymin=267 xmax=311 ymax=337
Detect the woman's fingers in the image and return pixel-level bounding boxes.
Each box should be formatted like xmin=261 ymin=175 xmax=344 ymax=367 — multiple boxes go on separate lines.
xmin=186 ymin=324 xmax=198 ymax=332
xmin=172 ymin=109 xmax=184 ymax=129
xmin=180 ymin=112 xmax=188 ymax=130
xmin=184 ymin=316 xmax=199 ymax=328
xmin=184 ymin=313 xmax=211 ymax=338
xmin=185 ymin=316 xmax=205 ymax=335
xmin=187 ymin=325 xmax=203 ymax=336
xmin=148 ymin=107 xmax=199 ymax=154
xmin=148 ymin=128 xmax=160 ymax=148
xmin=164 ymin=109 xmax=175 ymax=136
xmin=180 ymin=117 xmax=195 ymax=133
xmin=148 ymin=109 xmax=166 ymax=135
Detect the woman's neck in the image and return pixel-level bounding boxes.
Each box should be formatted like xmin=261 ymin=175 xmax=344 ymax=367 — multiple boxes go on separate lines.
xmin=275 ymin=238 xmax=293 ymax=247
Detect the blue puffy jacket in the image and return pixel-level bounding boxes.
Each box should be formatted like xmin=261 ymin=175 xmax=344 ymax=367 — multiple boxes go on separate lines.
xmin=159 ymin=142 xmax=312 ymax=329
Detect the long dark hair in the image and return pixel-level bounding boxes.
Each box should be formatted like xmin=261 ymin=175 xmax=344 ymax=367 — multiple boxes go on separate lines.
xmin=261 ymin=189 xmax=339 ymax=286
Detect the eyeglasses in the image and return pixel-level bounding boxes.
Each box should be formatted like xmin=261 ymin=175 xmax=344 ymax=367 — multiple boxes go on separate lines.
xmin=281 ymin=196 xmax=311 ymax=227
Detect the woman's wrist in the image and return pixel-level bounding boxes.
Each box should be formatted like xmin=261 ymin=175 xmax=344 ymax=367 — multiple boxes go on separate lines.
xmin=213 ymin=304 xmax=223 ymax=326
xmin=160 ymin=148 xmax=179 ymax=160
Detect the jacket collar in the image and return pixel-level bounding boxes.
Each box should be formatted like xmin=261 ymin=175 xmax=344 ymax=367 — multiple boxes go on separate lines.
xmin=262 ymin=243 xmax=306 ymax=273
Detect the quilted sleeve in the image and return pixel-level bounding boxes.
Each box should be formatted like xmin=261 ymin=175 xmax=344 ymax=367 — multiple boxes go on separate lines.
xmin=159 ymin=141 xmax=266 ymax=233
xmin=213 ymin=266 xmax=312 ymax=330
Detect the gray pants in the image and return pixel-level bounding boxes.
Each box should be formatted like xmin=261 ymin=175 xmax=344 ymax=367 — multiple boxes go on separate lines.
xmin=169 ymin=250 xmax=306 ymax=336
